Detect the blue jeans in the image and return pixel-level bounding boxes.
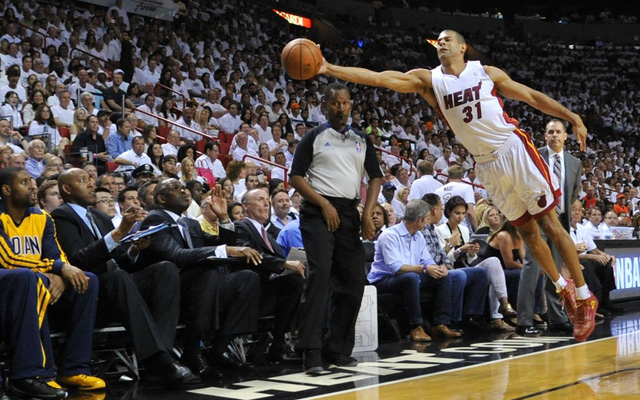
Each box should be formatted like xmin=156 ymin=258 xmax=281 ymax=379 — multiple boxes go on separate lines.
xmin=449 ymin=267 xmax=488 ymax=321
xmin=374 ymin=271 xmax=453 ymax=326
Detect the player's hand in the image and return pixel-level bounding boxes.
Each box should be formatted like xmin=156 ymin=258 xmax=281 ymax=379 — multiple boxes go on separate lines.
xmin=228 ymin=246 xmax=263 ymax=266
xmin=318 ymin=56 xmax=328 ymax=75
xmin=61 ymin=263 xmax=89 ymax=293
xmin=44 ymin=273 xmax=66 ymax=305
xmin=573 ymin=119 xmax=587 ymax=152
xmin=321 ymin=202 xmax=340 ymax=232
xmin=283 ymin=260 xmax=305 ymax=278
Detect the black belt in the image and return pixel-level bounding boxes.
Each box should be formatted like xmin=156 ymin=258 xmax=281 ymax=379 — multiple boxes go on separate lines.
xmin=302 ymin=196 xmax=360 ymax=210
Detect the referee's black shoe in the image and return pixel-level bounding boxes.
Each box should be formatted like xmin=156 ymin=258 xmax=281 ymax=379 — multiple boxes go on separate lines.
xmin=7 ymin=377 xmax=68 ymax=399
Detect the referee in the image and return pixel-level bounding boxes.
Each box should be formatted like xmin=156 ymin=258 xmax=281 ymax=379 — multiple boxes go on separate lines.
xmin=289 ymin=82 xmax=383 ymax=373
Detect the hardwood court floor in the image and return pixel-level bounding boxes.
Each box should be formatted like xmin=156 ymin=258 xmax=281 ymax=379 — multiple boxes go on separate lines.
xmin=44 ymin=308 xmax=640 ymax=400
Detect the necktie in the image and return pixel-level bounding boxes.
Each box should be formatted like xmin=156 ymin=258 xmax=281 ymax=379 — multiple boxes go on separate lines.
xmin=87 ymin=210 xmax=119 ymax=270
xmin=177 ymin=218 xmax=194 ymax=249
xmin=86 ymin=211 xmax=103 ymax=239
xmin=553 ymin=154 xmax=563 ymax=214
xmin=261 ymin=226 xmax=274 ymax=252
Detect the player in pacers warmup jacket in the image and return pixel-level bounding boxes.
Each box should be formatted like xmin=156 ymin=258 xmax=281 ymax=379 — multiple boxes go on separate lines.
xmin=0 ymin=167 xmax=105 ymax=394
xmin=317 ymin=29 xmax=597 ymax=341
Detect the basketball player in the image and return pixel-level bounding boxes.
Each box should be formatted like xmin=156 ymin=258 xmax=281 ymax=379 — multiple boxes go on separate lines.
xmin=318 ymin=29 xmax=597 ymax=341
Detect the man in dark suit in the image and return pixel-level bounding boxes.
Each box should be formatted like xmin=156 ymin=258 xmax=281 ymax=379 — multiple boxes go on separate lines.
xmin=136 ymin=179 xmax=262 ymax=375
xmin=51 ymin=168 xmax=196 ymax=386
xmin=234 ymin=189 xmax=305 ymax=363
xmin=517 ymin=119 xmax=581 ymax=335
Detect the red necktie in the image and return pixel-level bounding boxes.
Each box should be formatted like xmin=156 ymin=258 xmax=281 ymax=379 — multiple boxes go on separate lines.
xmin=261 ymin=226 xmax=274 ymax=252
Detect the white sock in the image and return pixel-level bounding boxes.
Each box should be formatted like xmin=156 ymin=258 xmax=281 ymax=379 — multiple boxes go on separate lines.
xmin=576 ymin=285 xmax=590 ymax=300
xmin=553 ymin=276 xmax=567 ymax=291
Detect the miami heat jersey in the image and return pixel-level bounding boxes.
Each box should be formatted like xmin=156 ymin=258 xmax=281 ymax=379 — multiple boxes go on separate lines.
xmin=431 ymin=61 xmax=518 ymax=156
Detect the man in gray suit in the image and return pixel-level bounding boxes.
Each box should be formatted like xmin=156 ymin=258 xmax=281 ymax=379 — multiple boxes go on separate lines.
xmin=517 ymin=119 xmax=581 ymax=335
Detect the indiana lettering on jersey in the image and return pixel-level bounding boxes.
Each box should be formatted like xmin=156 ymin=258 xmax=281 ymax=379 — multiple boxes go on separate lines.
xmin=10 ymin=236 xmax=42 ymax=255
xmin=442 ymin=82 xmax=482 ymax=110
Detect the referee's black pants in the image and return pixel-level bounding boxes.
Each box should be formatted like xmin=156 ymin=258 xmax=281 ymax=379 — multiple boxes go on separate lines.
xmin=296 ymin=198 xmax=366 ymax=355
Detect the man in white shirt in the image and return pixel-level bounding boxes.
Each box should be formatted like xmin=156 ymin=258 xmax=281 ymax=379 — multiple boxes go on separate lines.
xmin=173 ymin=106 xmax=203 ymax=143
xmin=232 ymin=132 xmax=258 ymax=162
xmin=433 ymin=146 xmax=453 ymax=173
xmin=68 ymin=68 xmax=96 ymax=104
xmin=161 ymin=130 xmax=181 ymax=156
xmin=135 ymin=94 xmax=160 ymax=127
xmin=183 ymin=68 xmax=205 ymax=100
xmin=114 ymin=136 xmax=153 ymax=174
xmin=434 ymin=165 xmax=477 ymax=230
xmin=195 ymin=142 xmax=226 ymax=180
xmin=51 ymin=90 xmax=75 ymax=127
xmin=0 ymin=118 xmax=25 ymax=154
xmin=203 ymin=88 xmax=228 ymax=118
xmin=0 ymin=65 xmax=27 ymax=106
xmin=408 ymin=160 xmax=443 ymax=200
xmin=218 ymin=102 xmax=241 ymax=134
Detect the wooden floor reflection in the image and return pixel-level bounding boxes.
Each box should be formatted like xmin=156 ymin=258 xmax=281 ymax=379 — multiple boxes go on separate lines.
xmin=322 ymin=330 xmax=640 ymax=400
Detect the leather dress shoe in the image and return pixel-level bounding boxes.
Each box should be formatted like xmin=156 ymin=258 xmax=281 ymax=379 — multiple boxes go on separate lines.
xmin=211 ymin=352 xmax=255 ymax=371
xmin=410 ymin=326 xmax=432 ymax=342
xmin=7 ymin=377 xmax=68 ymax=400
xmin=268 ymin=348 xmax=302 ymax=364
xmin=431 ymin=324 xmax=462 ymax=338
xmin=549 ymin=321 xmax=574 ymax=334
xmin=182 ymin=352 xmax=223 ymax=379
xmin=515 ymin=325 xmax=542 ymax=337
xmin=163 ymin=361 xmax=199 ymax=386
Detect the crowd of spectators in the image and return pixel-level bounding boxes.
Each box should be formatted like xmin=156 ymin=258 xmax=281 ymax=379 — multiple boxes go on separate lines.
xmin=0 ymin=0 xmax=637 ymax=394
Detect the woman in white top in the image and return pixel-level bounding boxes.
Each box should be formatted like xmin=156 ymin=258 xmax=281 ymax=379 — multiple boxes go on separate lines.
xmin=22 ymin=89 xmax=47 ymax=125
xmin=178 ymin=157 xmax=205 ymax=185
xmin=257 ymin=142 xmax=274 ymax=174
xmin=69 ymin=108 xmax=87 ymax=141
xmin=27 ymin=104 xmax=70 ymax=156
xmin=435 ymin=195 xmax=517 ymax=332
xmin=1 ymin=91 xmax=24 ymax=129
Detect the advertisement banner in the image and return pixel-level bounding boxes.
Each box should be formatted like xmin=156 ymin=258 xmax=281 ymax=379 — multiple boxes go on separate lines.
xmin=80 ymin=0 xmax=180 ymax=22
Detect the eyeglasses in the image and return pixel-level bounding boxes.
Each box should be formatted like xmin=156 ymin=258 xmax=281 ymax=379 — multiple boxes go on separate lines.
xmin=96 ymin=198 xmax=115 ymax=204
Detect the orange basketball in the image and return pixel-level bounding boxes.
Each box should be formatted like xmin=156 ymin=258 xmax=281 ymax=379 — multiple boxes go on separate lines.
xmin=281 ymin=38 xmax=323 ymax=81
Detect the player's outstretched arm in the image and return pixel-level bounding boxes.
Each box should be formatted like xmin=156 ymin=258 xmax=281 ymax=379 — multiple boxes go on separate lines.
xmin=320 ymin=59 xmax=430 ymax=94
xmin=485 ymin=66 xmax=587 ymax=151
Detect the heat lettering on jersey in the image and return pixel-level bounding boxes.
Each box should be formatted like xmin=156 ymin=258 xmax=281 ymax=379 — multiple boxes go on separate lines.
xmin=442 ymin=82 xmax=482 ymax=110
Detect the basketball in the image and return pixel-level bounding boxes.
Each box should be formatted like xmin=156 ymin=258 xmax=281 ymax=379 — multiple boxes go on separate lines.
xmin=281 ymin=38 xmax=323 ymax=81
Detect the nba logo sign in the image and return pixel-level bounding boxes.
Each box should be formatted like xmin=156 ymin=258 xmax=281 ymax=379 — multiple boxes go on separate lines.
xmin=355 ymin=141 xmax=362 ymax=152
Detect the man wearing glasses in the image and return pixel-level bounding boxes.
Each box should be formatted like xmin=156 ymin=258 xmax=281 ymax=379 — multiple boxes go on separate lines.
xmin=25 ymin=139 xmax=46 ymax=178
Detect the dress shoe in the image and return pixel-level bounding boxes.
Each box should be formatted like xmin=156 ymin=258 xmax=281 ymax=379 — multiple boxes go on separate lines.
xmin=163 ymin=361 xmax=199 ymax=386
xmin=548 ymin=321 xmax=574 ymax=334
xmin=7 ymin=377 xmax=68 ymax=399
xmin=515 ymin=325 xmax=541 ymax=337
xmin=431 ymin=324 xmax=462 ymax=338
xmin=268 ymin=347 xmax=302 ymax=364
xmin=182 ymin=352 xmax=222 ymax=379
xmin=491 ymin=319 xmax=515 ymax=332
xmin=303 ymin=349 xmax=324 ymax=373
xmin=322 ymin=350 xmax=358 ymax=367
xmin=410 ymin=326 xmax=432 ymax=342
xmin=211 ymin=351 xmax=254 ymax=371
xmin=57 ymin=374 xmax=105 ymax=391
xmin=533 ymin=314 xmax=548 ymax=330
